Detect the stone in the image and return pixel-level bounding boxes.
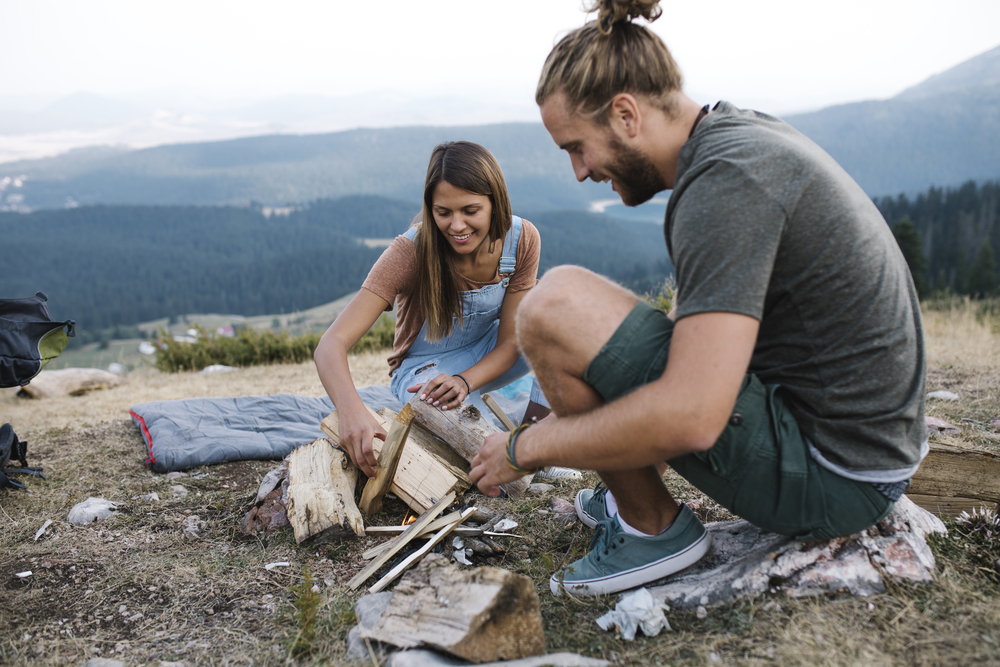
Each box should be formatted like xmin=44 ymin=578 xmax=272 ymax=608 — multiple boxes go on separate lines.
xmin=927 ymin=390 xmax=959 ymax=401
xmin=169 ymin=485 xmax=188 ymax=498
xmin=347 ymin=591 xmax=394 ymax=660
xmin=385 ymin=650 xmax=610 ymax=667
xmin=361 ymin=554 xmax=546 ymax=663
xmin=67 ymin=498 xmax=119 ymax=526
xmin=925 ymin=416 xmax=960 ymax=434
xmin=648 ymin=496 xmax=946 ymax=609
xmin=527 ymin=483 xmax=556 ymax=495
xmin=82 ymin=659 xmax=126 ymax=667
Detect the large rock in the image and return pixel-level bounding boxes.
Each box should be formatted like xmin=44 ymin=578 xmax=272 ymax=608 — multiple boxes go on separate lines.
xmin=67 ymin=498 xmax=119 ymax=525
xmin=649 ymin=496 xmax=946 ymax=608
xmin=20 ymin=368 xmax=126 ymax=399
xmin=360 ymin=554 xmax=546 ymax=663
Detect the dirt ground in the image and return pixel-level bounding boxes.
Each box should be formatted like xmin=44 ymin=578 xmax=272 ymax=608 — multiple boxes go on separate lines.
xmin=2 ymin=304 xmax=1000 ymax=666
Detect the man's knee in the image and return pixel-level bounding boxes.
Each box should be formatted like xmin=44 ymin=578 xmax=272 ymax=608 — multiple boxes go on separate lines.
xmin=517 ymin=266 xmax=595 ymax=348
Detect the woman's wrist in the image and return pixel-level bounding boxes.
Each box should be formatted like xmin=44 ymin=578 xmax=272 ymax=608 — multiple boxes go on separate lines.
xmin=454 ymin=373 xmax=472 ymax=396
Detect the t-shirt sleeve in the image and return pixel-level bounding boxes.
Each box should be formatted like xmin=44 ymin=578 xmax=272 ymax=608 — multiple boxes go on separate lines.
xmin=671 ymin=162 xmax=787 ymax=321
xmin=507 ymin=220 xmax=541 ymax=292
xmin=361 ymin=236 xmax=418 ymax=310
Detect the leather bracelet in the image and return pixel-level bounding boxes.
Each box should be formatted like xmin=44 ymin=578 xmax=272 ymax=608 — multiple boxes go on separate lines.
xmin=505 ymin=424 xmax=540 ymax=475
xmin=455 ymin=374 xmax=471 ymax=396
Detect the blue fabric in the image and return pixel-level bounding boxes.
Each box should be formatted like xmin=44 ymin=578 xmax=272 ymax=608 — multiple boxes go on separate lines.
xmin=391 ymin=217 xmax=531 ymax=426
xmin=131 ymin=385 xmax=402 ymax=473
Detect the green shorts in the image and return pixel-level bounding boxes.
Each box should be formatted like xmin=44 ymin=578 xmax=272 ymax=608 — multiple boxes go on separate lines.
xmin=583 ymin=301 xmax=894 ymax=541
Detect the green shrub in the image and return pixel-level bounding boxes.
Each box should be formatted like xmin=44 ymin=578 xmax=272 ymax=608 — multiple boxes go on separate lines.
xmin=642 ymin=278 xmax=675 ymax=314
xmin=153 ymin=315 xmax=396 ymax=372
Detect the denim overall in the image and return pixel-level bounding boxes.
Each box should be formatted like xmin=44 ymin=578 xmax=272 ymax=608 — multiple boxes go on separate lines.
xmin=390 ymin=217 xmax=532 ymax=422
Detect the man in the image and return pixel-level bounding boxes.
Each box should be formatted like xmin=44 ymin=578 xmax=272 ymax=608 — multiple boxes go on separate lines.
xmin=468 ymin=3 xmax=926 ymax=597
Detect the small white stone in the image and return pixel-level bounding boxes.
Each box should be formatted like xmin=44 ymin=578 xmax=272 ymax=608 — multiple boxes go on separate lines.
xmin=119 ymin=605 xmax=127 ymax=614
xmin=699 ymin=595 xmax=709 ymax=605
xmin=709 ymin=652 xmax=721 ymax=663
xmin=696 ymin=605 xmax=707 ymax=619
xmin=867 ymin=602 xmax=875 ymax=611
xmin=15 ymin=571 xmax=31 ymax=578
xmin=927 ymin=390 xmax=959 ymax=401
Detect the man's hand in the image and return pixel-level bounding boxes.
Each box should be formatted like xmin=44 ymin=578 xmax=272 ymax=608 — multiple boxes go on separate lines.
xmin=469 ymin=431 xmax=526 ymax=496
xmin=407 ymin=373 xmax=468 ymax=410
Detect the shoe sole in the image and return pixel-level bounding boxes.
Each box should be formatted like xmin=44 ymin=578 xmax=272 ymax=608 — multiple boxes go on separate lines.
xmin=550 ymin=529 xmax=712 ymax=597
xmin=574 ymin=489 xmax=600 ymax=529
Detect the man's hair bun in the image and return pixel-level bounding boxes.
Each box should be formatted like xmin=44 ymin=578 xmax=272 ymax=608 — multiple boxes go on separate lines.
xmin=587 ymin=0 xmax=662 ymax=34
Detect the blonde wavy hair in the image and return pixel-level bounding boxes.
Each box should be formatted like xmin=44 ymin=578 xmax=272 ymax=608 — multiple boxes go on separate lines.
xmin=415 ymin=142 xmax=512 ymax=341
xmin=536 ymin=0 xmax=682 ymax=122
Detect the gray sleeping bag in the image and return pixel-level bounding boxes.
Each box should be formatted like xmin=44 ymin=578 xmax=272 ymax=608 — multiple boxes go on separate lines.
xmin=130 ymin=386 xmax=402 ymax=473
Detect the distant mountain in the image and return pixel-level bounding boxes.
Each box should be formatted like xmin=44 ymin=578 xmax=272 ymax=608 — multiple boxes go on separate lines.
xmin=784 ymin=45 xmax=1000 ymax=197
xmin=2 ymin=44 xmax=999 ymax=210
xmin=0 ymin=123 xmax=611 ymax=213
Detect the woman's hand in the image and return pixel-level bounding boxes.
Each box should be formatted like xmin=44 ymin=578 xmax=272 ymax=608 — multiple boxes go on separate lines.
xmin=407 ymin=373 xmax=469 ymax=410
xmin=469 ymin=431 xmax=525 ymax=496
xmin=337 ymin=407 xmax=388 ymax=479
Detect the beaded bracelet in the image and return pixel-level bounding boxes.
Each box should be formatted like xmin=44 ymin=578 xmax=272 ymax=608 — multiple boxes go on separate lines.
xmin=505 ymin=424 xmax=540 ymax=475
xmin=454 ymin=374 xmax=471 ymax=396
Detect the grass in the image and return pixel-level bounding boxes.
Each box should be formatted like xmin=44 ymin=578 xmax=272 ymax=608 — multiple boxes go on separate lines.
xmin=2 ymin=301 xmax=1000 ymax=665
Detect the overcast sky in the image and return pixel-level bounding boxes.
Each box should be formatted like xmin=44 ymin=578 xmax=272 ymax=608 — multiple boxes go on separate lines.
xmin=4 ymin=0 xmax=1000 ymax=116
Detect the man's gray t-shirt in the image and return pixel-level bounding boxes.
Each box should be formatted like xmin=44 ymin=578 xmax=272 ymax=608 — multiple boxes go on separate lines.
xmin=666 ymin=101 xmax=926 ymax=474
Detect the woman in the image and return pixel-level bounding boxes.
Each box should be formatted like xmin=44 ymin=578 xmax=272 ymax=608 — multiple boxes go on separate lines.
xmin=314 ymin=141 xmax=540 ymax=478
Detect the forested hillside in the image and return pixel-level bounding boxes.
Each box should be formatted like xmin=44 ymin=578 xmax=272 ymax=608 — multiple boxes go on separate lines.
xmin=0 ymin=196 xmax=670 ymax=334
xmin=878 ymin=180 xmax=1000 ymax=295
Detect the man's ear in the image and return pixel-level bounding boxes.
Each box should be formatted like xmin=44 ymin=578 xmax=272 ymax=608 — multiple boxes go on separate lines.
xmin=609 ymin=93 xmax=642 ymax=139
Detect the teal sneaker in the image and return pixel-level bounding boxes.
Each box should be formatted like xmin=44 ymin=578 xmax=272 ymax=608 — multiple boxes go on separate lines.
xmin=575 ymin=483 xmax=610 ymax=528
xmin=550 ymin=504 xmax=710 ymax=596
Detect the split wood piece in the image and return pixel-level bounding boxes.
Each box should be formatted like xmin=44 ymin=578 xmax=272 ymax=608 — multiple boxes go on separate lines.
xmin=365 ymin=525 xmax=523 ymax=538
xmin=359 ymin=403 xmax=416 ymax=515
xmin=410 ymin=398 xmax=533 ymax=497
xmin=908 ymin=442 xmax=1000 ymax=517
xmin=321 ymin=406 xmax=469 ymax=514
xmin=362 ymin=510 xmax=465 ymax=560
xmin=286 ymin=438 xmax=364 ymax=545
xmin=361 ymin=553 xmax=546 ymax=662
xmin=482 ymin=393 xmax=517 ymax=430
xmin=348 ymin=491 xmax=456 ymax=591
xmin=369 ymin=507 xmax=475 ymax=593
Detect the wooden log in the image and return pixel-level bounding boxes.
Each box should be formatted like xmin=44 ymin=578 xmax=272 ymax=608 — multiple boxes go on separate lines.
xmin=20 ymin=368 xmax=126 ymax=399
xmin=369 ymin=508 xmax=475 ymax=593
xmin=361 ymin=553 xmax=546 ymax=662
xmin=410 ymin=398 xmax=533 ymax=497
xmin=906 ymin=494 xmax=999 ymax=518
xmin=286 ymin=438 xmax=364 ymax=545
xmin=348 ymin=492 xmax=456 ymax=591
xmin=322 ymin=406 xmax=468 ymax=514
xmin=359 ymin=404 xmax=415 ymax=515
xmin=909 ymin=442 xmax=1000 ymax=505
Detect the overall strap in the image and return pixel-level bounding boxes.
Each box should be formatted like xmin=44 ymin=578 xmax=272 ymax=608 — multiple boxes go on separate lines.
xmin=498 ymin=216 xmax=523 ymax=277
xmin=402 ymin=225 xmax=419 ymax=241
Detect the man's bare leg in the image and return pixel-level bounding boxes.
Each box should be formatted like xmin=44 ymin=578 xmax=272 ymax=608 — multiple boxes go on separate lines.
xmin=517 ymin=265 xmax=679 ymax=534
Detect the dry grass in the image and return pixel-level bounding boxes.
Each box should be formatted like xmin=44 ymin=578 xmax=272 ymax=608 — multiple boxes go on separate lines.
xmin=2 ymin=306 xmax=1000 ymax=666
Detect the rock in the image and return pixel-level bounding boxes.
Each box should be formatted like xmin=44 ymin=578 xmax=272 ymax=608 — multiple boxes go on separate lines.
xmin=927 ymin=390 xmax=960 ymax=401
xmin=385 ymin=650 xmax=610 ymax=667
xmin=107 ymin=363 xmax=127 ymax=376
xmin=169 ymin=485 xmax=188 ymax=498
xmin=347 ymin=592 xmax=394 ymax=660
xmin=648 ymin=496 xmax=946 ymax=609
xmin=361 ymin=554 xmax=546 ymax=663
xmin=925 ymin=416 xmax=960 ymax=434
xmin=550 ymin=497 xmax=579 ymax=526
xmin=165 ymin=472 xmax=188 ymax=479
xmin=82 ymin=659 xmax=126 ymax=667
xmin=199 ymin=364 xmax=235 ymax=374
xmin=67 ymin=498 xmax=119 ymax=526
xmin=181 ymin=515 xmax=206 ymax=540
xmin=240 ymin=475 xmax=290 ymax=535
xmin=466 ymin=507 xmax=497 ymax=525
xmin=255 ymin=463 xmax=288 ymax=503
xmin=141 ymin=492 xmax=160 ymax=502
xmin=527 ymin=483 xmax=556 ymax=495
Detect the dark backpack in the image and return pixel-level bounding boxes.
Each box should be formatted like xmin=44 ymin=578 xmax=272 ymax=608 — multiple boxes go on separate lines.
xmin=0 ymin=423 xmax=44 ymax=491
xmin=0 ymin=292 xmax=75 ymax=388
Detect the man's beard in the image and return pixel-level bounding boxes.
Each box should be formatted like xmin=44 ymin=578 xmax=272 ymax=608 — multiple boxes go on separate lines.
xmin=606 ymin=134 xmax=667 ymax=207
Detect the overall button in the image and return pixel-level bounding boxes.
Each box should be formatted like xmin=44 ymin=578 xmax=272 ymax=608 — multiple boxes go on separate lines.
xmin=729 ymin=413 xmax=743 ymax=426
